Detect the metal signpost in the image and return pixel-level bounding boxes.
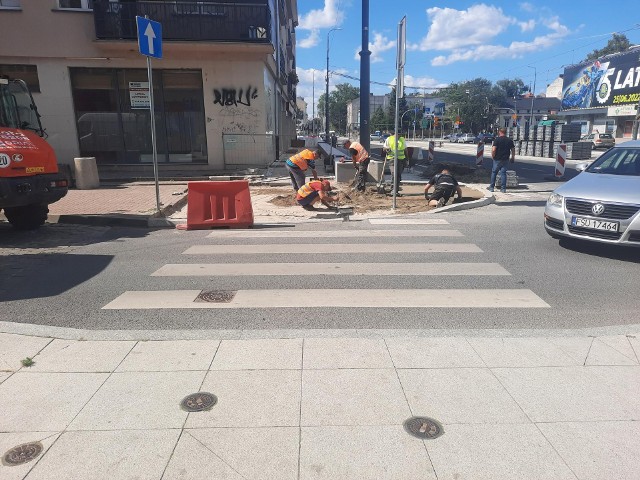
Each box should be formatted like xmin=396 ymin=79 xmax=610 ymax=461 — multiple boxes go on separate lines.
xmin=136 ymin=16 xmax=163 ymax=214
xmin=393 ymin=16 xmax=406 ymax=210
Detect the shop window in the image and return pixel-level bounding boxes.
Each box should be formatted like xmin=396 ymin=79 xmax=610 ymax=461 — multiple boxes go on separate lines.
xmin=0 ymin=0 xmax=21 ymax=8
xmin=0 ymin=64 xmax=40 ymax=92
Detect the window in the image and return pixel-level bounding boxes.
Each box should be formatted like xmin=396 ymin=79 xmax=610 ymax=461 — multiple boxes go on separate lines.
xmin=0 ymin=64 xmax=40 ymax=92
xmin=58 ymin=0 xmax=92 ymax=10
xmin=0 ymin=0 xmax=21 ymax=8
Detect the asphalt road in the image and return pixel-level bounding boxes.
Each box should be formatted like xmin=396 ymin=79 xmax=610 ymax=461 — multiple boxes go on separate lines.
xmin=1 ymin=201 xmax=639 ymax=333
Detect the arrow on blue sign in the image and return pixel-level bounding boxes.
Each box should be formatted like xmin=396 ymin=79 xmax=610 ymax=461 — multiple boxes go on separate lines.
xmin=136 ymin=16 xmax=162 ymax=59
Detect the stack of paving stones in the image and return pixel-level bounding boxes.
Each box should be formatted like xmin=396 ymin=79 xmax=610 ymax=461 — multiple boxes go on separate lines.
xmin=553 ymin=124 xmax=582 ymax=142
xmin=553 ymin=141 xmax=593 ymax=160
xmin=495 ymin=170 xmax=519 ymax=188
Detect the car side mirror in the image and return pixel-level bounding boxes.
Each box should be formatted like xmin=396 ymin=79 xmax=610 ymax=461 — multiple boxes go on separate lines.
xmin=575 ymin=162 xmax=590 ymax=172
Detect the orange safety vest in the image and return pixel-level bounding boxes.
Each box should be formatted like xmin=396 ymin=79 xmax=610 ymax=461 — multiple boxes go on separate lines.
xmin=288 ymin=149 xmax=315 ymax=170
xmin=296 ymin=180 xmax=323 ymax=200
xmin=349 ymin=142 xmax=369 ymax=163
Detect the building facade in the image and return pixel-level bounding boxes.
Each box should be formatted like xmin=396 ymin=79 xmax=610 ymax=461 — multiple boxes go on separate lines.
xmin=346 ymin=93 xmax=390 ymax=133
xmin=0 ymin=0 xmax=298 ymax=174
xmin=495 ymin=96 xmax=561 ymax=130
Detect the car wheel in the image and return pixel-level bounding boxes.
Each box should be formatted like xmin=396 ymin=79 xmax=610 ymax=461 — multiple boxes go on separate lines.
xmin=592 ymin=143 xmax=597 ymax=150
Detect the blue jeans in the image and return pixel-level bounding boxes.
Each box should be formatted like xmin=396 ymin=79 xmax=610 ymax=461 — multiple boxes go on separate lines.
xmin=490 ymin=160 xmax=508 ymax=191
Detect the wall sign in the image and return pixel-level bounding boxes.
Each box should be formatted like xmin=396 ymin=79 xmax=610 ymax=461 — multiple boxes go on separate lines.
xmin=129 ymin=82 xmax=151 ymax=109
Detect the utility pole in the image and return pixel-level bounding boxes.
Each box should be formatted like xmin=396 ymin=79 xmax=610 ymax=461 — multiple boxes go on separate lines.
xmin=312 ymin=69 xmax=315 ymax=135
xmin=528 ymin=65 xmax=537 ymax=129
xmin=359 ymin=0 xmax=371 ymax=151
xmin=325 ymin=28 xmax=341 ymax=142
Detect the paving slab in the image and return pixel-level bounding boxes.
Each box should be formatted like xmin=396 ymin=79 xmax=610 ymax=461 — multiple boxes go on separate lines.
xmin=398 ymin=368 xmax=530 ymax=424
xmin=426 ymin=423 xmax=576 ymax=480
xmin=68 ymin=371 xmax=205 ymax=430
xmin=538 ymin=421 xmax=640 ymax=480
xmin=0 ymin=333 xmax=52 ymax=372
xmin=0 ymin=372 xmax=108 ymax=431
xmin=467 ymin=337 xmax=592 ymax=367
xmin=210 ymin=338 xmax=302 ymax=370
xmin=23 ymin=430 xmax=180 ymax=480
xmin=628 ymin=334 xmax=640 ymax=361
xmin=0 ymin=372 xmax=10 ymax=385
xmin=585 ymin=336 xmax=639 ymax=365
xmin=385 ymin=337 xmax=485 ymax=368
xmin=28 ymin=339 xmax=135 ymax=372
xmin=164 ymin=428 xmax=299 ymax=480
xmin=300 ymin=425 xmax=437 ymax=480
xmin=116 ymin=340 xmax=219 ymax=372
xmin=493 ymin=366 xmax=640 ymax=422
xmin=303 ymin=338 xmax=394 ymax=369
xmin=0 ymin=432 xmax=60 ymax=480
xmin=301 ymin=369 xmax=410 ymax=426
xmin=185 ymin=370 xmax=301 ymax=428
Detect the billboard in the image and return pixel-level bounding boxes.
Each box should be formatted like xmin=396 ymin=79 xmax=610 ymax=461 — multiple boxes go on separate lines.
xmin=561 ymin=48 xmax=640 ymax=110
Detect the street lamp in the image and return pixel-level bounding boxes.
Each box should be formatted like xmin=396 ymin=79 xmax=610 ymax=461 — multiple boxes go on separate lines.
xmin=527 ymin=65 xmax=537 ymax=129
xmin=325 ymin=27 xmax=342 ymax=142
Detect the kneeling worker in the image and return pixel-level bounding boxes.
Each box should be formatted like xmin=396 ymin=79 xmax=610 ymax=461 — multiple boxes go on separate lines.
xmin=286 ymin=148 xmax=320 ymax=191
xmin=424 ymin=168 xmax=463 ymax=208
xmin=296 ymin=179 xmax=340 ymax=211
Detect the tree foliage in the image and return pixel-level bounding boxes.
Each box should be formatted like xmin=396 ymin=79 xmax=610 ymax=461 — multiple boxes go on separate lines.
xmin=437 ymin=78 xmax=504 ymax=133
xmin=387 ymin=86 xmax=410 ymax=130
xmin=584 ymin=33 xmax=631 ymax=62
xmin=495 ymin=78 xmax=529 ymax=98
xmin=370 ymin=107 xmax=387 ymax=131
xmin=317 ymin=83 xmax=359 ymax=134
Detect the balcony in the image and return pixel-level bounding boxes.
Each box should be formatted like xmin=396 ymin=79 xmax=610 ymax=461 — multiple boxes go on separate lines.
xmin=93 ymin=0 xmax=271 ymax=44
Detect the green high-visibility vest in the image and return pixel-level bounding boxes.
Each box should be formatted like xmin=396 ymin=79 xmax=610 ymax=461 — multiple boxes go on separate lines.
xmin=386 ymin=136 xmax=406 ymax=160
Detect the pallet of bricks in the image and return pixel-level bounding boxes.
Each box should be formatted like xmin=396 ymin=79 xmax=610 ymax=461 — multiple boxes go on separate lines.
xmin=552 ymin=124 xmax=590 ymax=160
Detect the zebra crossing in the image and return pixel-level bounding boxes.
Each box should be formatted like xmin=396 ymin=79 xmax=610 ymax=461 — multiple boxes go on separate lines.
xmin=102 ymin=218 xmax=550 ymax=310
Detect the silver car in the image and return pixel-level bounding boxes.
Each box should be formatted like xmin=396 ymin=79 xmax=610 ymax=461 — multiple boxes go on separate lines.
xmin=544 ymin=140 xmax=640 ymax=246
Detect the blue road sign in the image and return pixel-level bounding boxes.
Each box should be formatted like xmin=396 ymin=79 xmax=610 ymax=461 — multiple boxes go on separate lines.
xmin=136 ymin=16 xmax=162 ymax=59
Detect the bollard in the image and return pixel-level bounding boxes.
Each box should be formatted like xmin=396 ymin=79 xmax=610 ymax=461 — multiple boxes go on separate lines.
xmin=555 ymin=143 xmax=566 ymax=178
xmin=476 ymin=142 xmax=484 ymax=167
xmin=428 ymin=141 xmax=435 ymax=164
xmin=73 ymin=157 xmax=100 ymax=189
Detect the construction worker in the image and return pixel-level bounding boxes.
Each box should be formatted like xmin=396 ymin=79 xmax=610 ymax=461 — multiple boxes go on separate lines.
xmin=424 ymin=168 xmax=463 ymax=208
xmin=286 ymin=148 xmax=320 ymax=191
xmin=382 ymin=133 xmax=408 ymax=194
xmin=342 ymin=140 xmax=370 ymax=191
xmin=296 ymin=179 xmax=340 ymax=211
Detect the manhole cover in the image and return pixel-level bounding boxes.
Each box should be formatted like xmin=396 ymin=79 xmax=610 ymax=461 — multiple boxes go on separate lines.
xmin=2 ymin=442 xmax=43 ymax=466
xmin=180 ymin=392 xmax=218 ymax=412
xmin=403 ymin=417 xmax=444 ymax=440
xmin=196 ymin=291 xmax=236 ymax=303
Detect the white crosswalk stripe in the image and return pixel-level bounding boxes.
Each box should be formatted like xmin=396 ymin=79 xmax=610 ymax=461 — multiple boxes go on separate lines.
xmin=206 ymin=229 xmax=464 ymax=238
xmin=183 ymin=244 xmax=482 ymax=254
xmin=103 ymin=221 xmax=550 ymax=311
xmin=103 ymin=289 xmax=549 ymax=309
xmin=152 ymin=263 xmax=510 ymax=277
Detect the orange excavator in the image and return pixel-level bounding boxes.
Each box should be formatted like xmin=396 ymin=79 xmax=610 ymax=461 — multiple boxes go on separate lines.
xmin=0 ymin=77 xmax=68 ymax=229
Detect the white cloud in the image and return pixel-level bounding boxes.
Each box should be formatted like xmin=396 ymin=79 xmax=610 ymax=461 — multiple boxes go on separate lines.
xmin=420 ymin=5 xmax=515 ymax=51
xmin=296 ymin=67 xmax=348 ymax=116
xmin=519 ymin=2 xmax=535 ymax=12
xmin=354 ymin=32 xmax=396 ymax=63
xmin=297 ymin=0 xmax=345 ymax=49
xmin=518 ymin=19 xmax=535 ymax=32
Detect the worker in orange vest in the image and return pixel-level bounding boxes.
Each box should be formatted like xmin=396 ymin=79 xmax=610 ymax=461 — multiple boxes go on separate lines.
xmin=296 ymin=179 xmax=340 ymax=211
xmin=342 ymin=140 xmax=370 ymax=191
xmin=286 ymin=148 xmax=320 ymax=191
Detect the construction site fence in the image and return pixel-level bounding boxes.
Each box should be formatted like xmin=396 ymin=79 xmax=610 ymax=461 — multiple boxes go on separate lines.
xmin=222 ymin=133 xmax=276 ymax=169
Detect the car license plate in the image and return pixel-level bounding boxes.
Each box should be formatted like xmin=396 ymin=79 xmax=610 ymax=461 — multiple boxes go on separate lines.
xmin=571 ymin=216 xmax=619 ymax=231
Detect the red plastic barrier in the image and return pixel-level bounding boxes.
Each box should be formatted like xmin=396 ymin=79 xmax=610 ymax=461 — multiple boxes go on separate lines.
xmin=176 ymin=180 xmax=254 ymax=230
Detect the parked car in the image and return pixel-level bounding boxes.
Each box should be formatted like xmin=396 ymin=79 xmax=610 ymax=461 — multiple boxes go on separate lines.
xmin=380 ymin=133 xmax=391 ymax=143
xmin=544 ymin=141 xmax=640 ymax=247
xmin=449 ymin=133 xmax=463 ymax=143
xmin=581 ymin=132 xmax=615 ymax=150
xmin=458 ymin=133 xmax=476 ymax=143
xmin=475 ymin=133 xmax=495 ymax=144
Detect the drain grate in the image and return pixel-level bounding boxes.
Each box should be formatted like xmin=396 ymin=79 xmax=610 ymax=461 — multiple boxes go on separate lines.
xmin=2 ymin=442 xmax=43 ymax=466
xmin=196 ymin=291 xmax=236 ymax=303
xmin=180 ymin=392 xmax=218 ymax=412
xmin=403 ymin=416 xmax=444 ymax=440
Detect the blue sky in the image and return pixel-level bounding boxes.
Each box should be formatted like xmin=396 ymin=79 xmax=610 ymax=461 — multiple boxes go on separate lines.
xmin=294 ymin=0 xmax=640 ymax=115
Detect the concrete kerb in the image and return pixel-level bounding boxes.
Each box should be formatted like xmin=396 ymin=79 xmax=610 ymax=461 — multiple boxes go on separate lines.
xmin=428 ymin=183 xmax=495 ymax=214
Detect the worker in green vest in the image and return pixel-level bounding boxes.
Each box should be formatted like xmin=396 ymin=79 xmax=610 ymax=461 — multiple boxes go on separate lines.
xmin=383 ymin=133 xmax=408 ymax=195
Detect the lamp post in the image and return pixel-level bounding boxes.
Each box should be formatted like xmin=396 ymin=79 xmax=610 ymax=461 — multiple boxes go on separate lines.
xmin=325 ymin=27 xmax=341 ymax=142
xmin=311 ymin=69 xmax=315 ymax=135
xmin=527 ymin=65 xmax=537 ymax=129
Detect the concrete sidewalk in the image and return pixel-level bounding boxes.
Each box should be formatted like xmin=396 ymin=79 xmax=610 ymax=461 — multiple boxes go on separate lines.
xmin=1 ymin=331 xmax=639 ymax=479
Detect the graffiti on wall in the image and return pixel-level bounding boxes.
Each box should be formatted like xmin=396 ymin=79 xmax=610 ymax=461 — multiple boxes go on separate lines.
xmin=219 ymin=106 xmax=261 ymax=134
xmin=214 ymin=86 xmax=259 ymax=107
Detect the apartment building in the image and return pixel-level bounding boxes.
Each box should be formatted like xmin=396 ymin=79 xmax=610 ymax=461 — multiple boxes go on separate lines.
xmin=0 ymin=0 xmax=298 ymax=175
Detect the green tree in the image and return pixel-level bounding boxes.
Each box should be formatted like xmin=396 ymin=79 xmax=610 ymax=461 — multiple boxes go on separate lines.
xmin=438 ymin=78 xmax=503 ymax=133
xmin=370 ymin=107 xmax=387 ymax=132
xmin=584 ymin=33 xmax=631 ymax=61
xmin=496 ymin=78 xmax=529 ymax=98
xmin=387 ymin=86 xmax=410 ymax=131
xmin=317 ymin=83 xmax=359 ymax=134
